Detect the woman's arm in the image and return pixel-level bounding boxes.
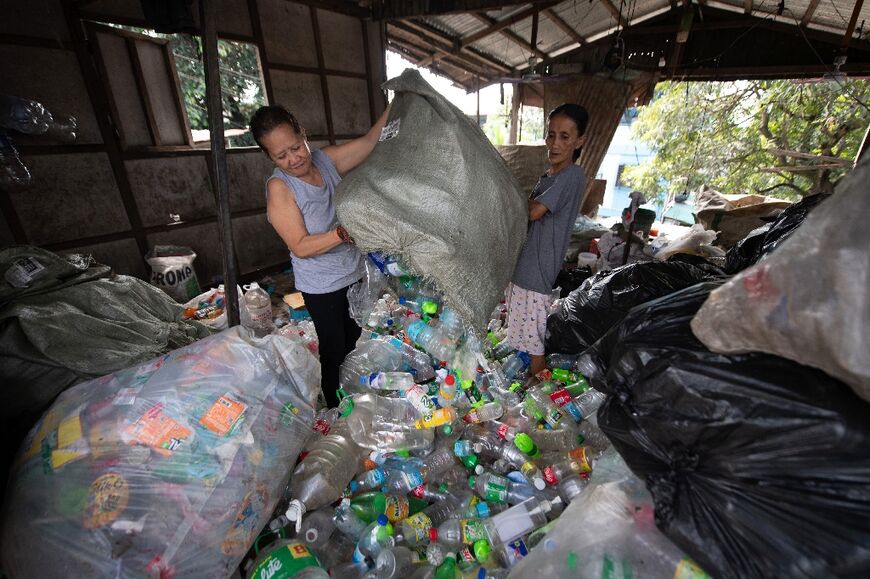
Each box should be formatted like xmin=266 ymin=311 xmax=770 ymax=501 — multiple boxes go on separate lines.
xmin=267 ymin=179 xmax=344 ymax=258
xmin=528 ymin=200 xmax=549 ymax=221
xmin=323 ymin=104 xmax=392 ymax=176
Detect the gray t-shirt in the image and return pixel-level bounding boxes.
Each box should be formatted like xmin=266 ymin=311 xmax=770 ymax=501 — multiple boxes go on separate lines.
xmin=511 ymin=164 xmax=586 ymax=294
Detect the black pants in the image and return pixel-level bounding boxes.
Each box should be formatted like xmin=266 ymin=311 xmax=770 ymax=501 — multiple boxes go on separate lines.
xmin=302 ymin=284 xmax=361 ymax=408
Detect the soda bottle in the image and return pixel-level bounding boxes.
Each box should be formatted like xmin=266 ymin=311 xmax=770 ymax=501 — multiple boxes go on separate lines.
xmin=468 ymin=473 xmax=535 ymax=505
xmin=432 ymin=518 xmax=488 ymax=547
xmin=243 ymin=282 xmax=275 ymax=337
xmin=299 ymin=507 xmax=336 ymax=551
xmin=414 ymin=407 xmax=457 ymax=429
xmin=246 ymin=541 xmax=330 ymax=579
xmin=437 ymin=373 xmax=458 ymax=407
xmin=396 ymin=494 xmax=465 ymax=546
xmin=513 ymin=433 xmax=540 ymax=459
xmin=402 ymin=383 xmax=437 ymax=419
xmin=350 ymin=491 xmax=426 ymax=524
xmin=375 ymin=545 xmax=426 ymax=579
xmin=334 ymin=498 xmax=367 ymax=541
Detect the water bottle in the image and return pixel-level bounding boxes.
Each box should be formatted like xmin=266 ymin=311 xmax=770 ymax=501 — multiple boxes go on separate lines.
xmin=438 ymin=307 xmax=465 ymax=342
xmin=334 ymin=498 xmax=368 ymax=541
xmin=368 ymin=371 xmax=415 ymax=391
xmin=421 ymin=447 xmax=457 ymax=479
xmin=483 ymin=496 xmax=562 ymax=547
xmin=401 ymin=383 xmax=437 ymax=419
xmin=243 ymin=282 xmax=275 ymax=337
xmin=574 ymin=388 xmax=607 ymax=423
xmin=501 ymin=352 xmax=530 ymax=381
xmin=355 ymin=467 xmax=388 ymax=492
xmin=437 ymin=373 xmax=458 ymax=407
xmin=491 ymin=338 xmax=515 ymax=360
xmin=529 ymin=427 xmax=583 ymax=452
xmin=352 ymin=515 xmax=394 ymax=565
xmin=286 ymin=429 xmax=362 ymax=532
xmin=546 ymin=353 xmax=580 ymax=370
xmin=375 ymin=545 xmax=425 ymax=579
xmin=299 ymin=507 xmax=336 ymax=551
xmin=462 ymin=401 xmax=504 ymax=424
xmin=385 ymin=462 xmax=428 ymax=494
xmin=468 ymin=472 xmax=534 ymax=505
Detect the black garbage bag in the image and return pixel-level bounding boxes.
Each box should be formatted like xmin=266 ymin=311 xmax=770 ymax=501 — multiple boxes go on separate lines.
xmin=544 ymin=258 xmax=725 ymax=354
xmin=724 ymin=193 xmax=829 ymax=274
xmin=552 ymin=266 xmax=594 ymax=298
xmin=589 ymin=283 xmax=870 ymax=579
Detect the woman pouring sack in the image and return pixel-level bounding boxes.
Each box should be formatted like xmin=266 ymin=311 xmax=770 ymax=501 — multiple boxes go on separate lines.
xmin=250 ymin=104 xmax=390 ymax=408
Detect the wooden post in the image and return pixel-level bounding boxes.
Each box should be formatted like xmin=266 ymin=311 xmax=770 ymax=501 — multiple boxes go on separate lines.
xmin=509 ymin=84 xmax=522 ymax=144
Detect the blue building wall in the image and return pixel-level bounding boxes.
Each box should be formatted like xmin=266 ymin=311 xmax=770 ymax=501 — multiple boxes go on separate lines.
xmin=595 ymin=109 xmax=659 ymax=220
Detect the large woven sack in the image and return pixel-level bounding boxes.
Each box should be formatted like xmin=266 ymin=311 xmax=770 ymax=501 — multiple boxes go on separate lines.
xmin=335 ymin=70 xmax=527 ymax=330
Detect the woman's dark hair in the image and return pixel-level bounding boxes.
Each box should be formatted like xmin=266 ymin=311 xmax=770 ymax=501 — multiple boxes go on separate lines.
xmin=249 ymin=105 xmax=302 ymax=152
xmin=548 ymin=103 xmax=589 ymax=162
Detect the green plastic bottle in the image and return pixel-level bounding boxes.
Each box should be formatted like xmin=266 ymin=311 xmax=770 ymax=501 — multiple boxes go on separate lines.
xmin=513 ymin=433 xmax=541 ymax=459
xmin=350 ymin=491 xmax=427 ymax=524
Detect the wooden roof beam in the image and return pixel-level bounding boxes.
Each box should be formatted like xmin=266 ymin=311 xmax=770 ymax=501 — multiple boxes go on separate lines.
xmin=800 ymin=0 xmax=822 ymax=27
xmin=470 ymin=12 xmax=550 ymax=61
xmin=386 ymin=39 xmax=484 ymax=87
xmin=599 ymin=0 xmax=628 ymax=28
xmin=840 ymin=0 xmax=866 ymax=54
xmin=393 ymin=19 xmax=514 ymax=74
xmin=542 ymin=8 xmax=587 ymax=46
xmin=744 ymin=0 xmax=753 ymax=14
xmin=460 ymin=2 xmax=558 ymax=46
xmin=387 ymin=28 xmax=494 ymax=79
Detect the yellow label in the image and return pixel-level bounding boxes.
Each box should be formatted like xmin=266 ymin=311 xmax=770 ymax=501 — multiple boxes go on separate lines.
xmin=57 ymin=415 xmax=83 ymax=447
xmin=83 ymin=473 xmax=129 ymax=529
xmin=288 ymin=543 xmax=312 ymax=559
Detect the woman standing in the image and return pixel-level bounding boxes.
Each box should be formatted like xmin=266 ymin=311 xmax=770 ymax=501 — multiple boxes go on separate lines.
xmin=507 ymin=104 xmax=589 ymax=376
xmin=250 ymin=104 xmax=390 ymax=407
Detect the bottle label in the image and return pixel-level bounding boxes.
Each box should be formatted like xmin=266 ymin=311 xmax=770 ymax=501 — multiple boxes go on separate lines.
xmin=497 ymin=423 xmax=509 ymax=439
xmin=384 ymin=495 xmax=409 ymax=522
xmin=484 ymin=479 xmax=508 ymax=503
xmin=403 ymin=512 xmax=432 ymax=543
xmin=251 ymin=543 xmax=321 ymax=579
xmin=312 ymin=418 xmax=331 ymax=436
xmin=568 ymin=447 xmax=593 ymax=473
xmin=460 ymin=519 xmax=487 ymax=544
xmin=411 ymin=484 xmax=426 ymax=499
xmin=502 ymin=539 xmax=529 ymax=567
xmin=543 ymin=466 xmax=559 ymax=485
xmin=459 ymin=546 xmax=476 ymax=564
xmin=83 ymin=472 xmax=129 ymax=529
xmin=674 ymin=558 xmax=710 ymax=579
xmin=403 ymin=470 xmax=425 ymax=488
xmin=125 ymin=403 xmax=192 ymax=456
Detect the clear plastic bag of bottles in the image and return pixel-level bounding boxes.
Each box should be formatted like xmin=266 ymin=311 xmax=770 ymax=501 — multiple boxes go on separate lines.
xmin=0 ymin=327 xmax=319 ymax=578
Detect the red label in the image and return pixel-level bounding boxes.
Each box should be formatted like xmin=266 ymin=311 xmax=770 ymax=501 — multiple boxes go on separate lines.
xmin=312 ymin=419 xmax=331 ymax=435
xmin=411 ymin=484 xmax=426 ymax=499
xmin=550 ymin=388 xmax=572 ymax=407
xmin=460 ymin=547 xmax=476 ymax=563
xmin=497 ymin=423 xmax=508 ymax=440
xmin=543 ymin=466 xmax=559 ymax=485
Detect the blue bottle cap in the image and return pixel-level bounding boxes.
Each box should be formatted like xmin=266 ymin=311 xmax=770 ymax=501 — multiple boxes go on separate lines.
xmin=349 ymin=481 xmax=358 ymax=492
xmin=377 ymin=514 xmax=388 ymax=526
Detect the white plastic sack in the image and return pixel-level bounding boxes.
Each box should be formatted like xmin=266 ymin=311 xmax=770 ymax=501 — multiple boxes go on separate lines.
xmin=1 ymin=327 xmax=319 ymax=578
xmin=182 ymin=285 xmax=251 ymax=330
xmin=335 ymin=70 xmax=527 ymax=331
xmin=653 ymin=224 xmax=725 ymax=261
xmin=692 ymin=157 xmax=870 ymax=402
xmin=145 ymin=245 xmax=201 ymax=302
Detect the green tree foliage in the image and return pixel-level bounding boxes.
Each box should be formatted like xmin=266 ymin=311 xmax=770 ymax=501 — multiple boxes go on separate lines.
xmin=623 ymin=79 xmax=869 ymax=204
xmin=170 ymin=35 xmax=266 ymax=147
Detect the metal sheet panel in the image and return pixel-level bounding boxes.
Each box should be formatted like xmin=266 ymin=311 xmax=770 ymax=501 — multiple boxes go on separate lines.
xmin=125 ymin=156 xmax=215 ymax=227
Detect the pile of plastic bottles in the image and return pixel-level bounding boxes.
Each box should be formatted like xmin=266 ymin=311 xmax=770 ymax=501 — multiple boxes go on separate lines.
xmin=243 ymin=253 xmax=708 ymax=579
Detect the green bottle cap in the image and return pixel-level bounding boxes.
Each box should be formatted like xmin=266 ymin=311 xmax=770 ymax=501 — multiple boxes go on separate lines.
xmin=438 ymin=483 xmax=448 ymax=493
xmin=514 ymin=433 xmax=536 ymax=454
xmin=460 ymin=379 xmax=473 ymax=391
xmin=395 ymin=449 xmax=410 ymax=457
xmin=442 ymin=424 xmax=454 ymax=435
xmin=468 ymin=475 xmax=476 ymax=489
xmin=461 ymin=454 xmax=479 ymax=470
xmin=576 ymin=434 xmax=586 ymax=445
xmin=473 ymin=540 xmax=492 ymax=563
xmin=422 ymin=300 xmax=438 ymax=315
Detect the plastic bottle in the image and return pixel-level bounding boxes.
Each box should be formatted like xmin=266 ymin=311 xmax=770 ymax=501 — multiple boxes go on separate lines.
xmin=526 ymin=388 xmax=567 ymax=429
xmin=463 ymin=402 xmax=504 ymax=424
xmin=574 ymin=388 xmax=607 ymax=423
xmin=368 ymin=371 xmax=416 ymax=391
xmin=433 ymin=518 xmax=488 ymax=548
xmin=0 ymin=95 xmax=52 ymax=134
xmin=414 ymin=407 xmax=457 ymax=429
xmin=453 ymin=440 xmax=476 ymax=457
xmin=529 ymin=427 xmax=583 ymax=452
xmin=501 ymin=352 xmax=530 ymax=381
xmin=438 ymin=307 xmax=465 ymax=342
xmin=546 ymin=353 xmax=579 ymax=370
xmin=402 ymin=383 xmax=437 ymax=419
xmin=299 ymin=507 xmax=336 ymax=551
xmin=375 ymin=545 xmax=425 ymax=579
xmin=468 ymin=473 xmax=535 ymax=505
xmin=396 ymin=494 xmax=465 ymax=546
xmin=437 ymin=373 xmax=458 ymax=407
xmin=483 ymin=496 xmax=562 ymax=547
xmin=350 ymin=491 xmax=427 ymax=524
xmin=513 ymin=433 xmax=540 ymax=459
xmin=243 ymin=282 xmax=275 ymax=337
xmin=421 ymin=447 xmax=457 ymax=479
xmin=353 ymin=515 xmax=395 ymax=565
xmin=245 ymin=541 xmax=330 ymax=579
xmin=355 ymin=467 xmax=388 ymax=492
xmin=334 ymin=498 xmax=368 ymax=541
xmin=285 ymin=430 xmax=362 ymax=532
xmin=491 ymin=338 xmax=515 ymax=360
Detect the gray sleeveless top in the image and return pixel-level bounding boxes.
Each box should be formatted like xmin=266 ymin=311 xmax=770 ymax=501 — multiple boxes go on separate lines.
xmin=267 ymin=149 xmax=362 ymax=294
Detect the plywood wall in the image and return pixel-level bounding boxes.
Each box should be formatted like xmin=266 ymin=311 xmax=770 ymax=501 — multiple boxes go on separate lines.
xmin=0 ymin=0 xmax=388 ymax=290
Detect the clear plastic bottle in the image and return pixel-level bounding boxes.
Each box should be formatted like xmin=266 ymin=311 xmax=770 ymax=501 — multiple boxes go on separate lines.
xmin=0 ymin=95 xmax=52 ymax=134
xmin=463 ymin=402 xmax=504 ymax=424
xmin=433 ymin=518 xmax=488 ymax=547
xmin=437 ymin=373 xmax=458 ymax=407
xmin=375 ymin=545 xmax=425 ymax=579
xmin=402 ymin=383 xmax=437 ymax=419
xmin=483 ymin=496 xmax=562 ymax=547
xmin=286 ymin=430 xmax=362 ymax=532
xmin=396 ymin=494 xmax=465 ymax=546
xmin=501 ymin=352 xmax=530 ymax=381
xmin=421 ymin=447 xmax=457 ymax=479
xmin=0 ymin=135 xmax=31 ymax=190
xmin=438 ymin=307 xmax=465 ymax=342
xmin=243 ymin=282 xmax=275 ymax=337
xmin=526 ymin=388 xmax=567 ymax=429
xmin=491 ymin=338 xmax=515 ymax=360
xmin=334 ymin=498 xmax=368 ymax=541
xmin=574 ymin=388 xmax=607 ymax=423
xmin=414 ymin=407 xmax=457 ymax=430
xmin=468 ymin=472 xmax=535 ymax=505
xmin=546 ymin=353 xmax=580 ymax=370
xmin=299 ymin=507 xmax=336 ymax=551
xmin=355 ymin=467 xmax=388 ymax=492
xmin=368 ymin=371 xmax=416 ymax=391
xmin=453 ymin=440 xmax=476 ymax=457
xmin=353 ymin=515 xmax=395 ymax=565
